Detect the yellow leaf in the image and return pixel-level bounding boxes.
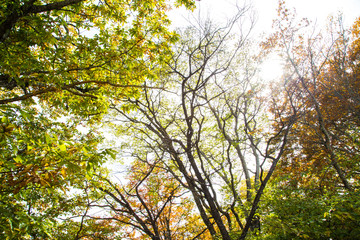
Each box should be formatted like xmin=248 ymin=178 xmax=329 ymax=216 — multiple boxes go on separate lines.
xmin=61 ymin=168 xmax=67 ymax=177
xmin=14 ymin=155 xmax=23 ymax=163
xmin=59 ymin=144 xmax=66 ymax=152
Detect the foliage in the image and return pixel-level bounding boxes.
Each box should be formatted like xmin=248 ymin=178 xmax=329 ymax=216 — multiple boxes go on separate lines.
xmin=104 ymin=9 xmax=295 ymax=239
xmin=255 ymin=182 xmax=360 ymax=240
xmin=0 ymin=0 xmax=194 ymax=118
xmin=0 ymin=0 xmax=195 ymax=238
xmin=0 ymin=103 xmax=111 ymax=239
xmin=253 ymin=2 xmax=360 ymax=239
xmin=95 ymin=159 xmax=204 ymax=239
xmin=2 ymin=0 xmax=359 ymax=239
xmin=268 ymin=1 xmax=360 ymax=192
xmin=0 ymin=104 xmax=103 ymax=193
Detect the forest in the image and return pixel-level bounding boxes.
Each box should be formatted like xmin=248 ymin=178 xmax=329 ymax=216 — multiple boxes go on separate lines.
xmin=0 ymin=0 xmax=359 ymax=239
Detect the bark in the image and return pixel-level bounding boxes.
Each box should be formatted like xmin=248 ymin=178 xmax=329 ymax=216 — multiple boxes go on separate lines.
xmin=299 ymin=77 xmax=353 ymax=191
xmin=0 ymin=0 xmax=84 ymax=42
xmin=239 ymin=116 xmax=294 ymax=239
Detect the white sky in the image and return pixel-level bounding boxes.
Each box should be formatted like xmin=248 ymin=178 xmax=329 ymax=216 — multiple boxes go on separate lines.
xmin=183 ymin=0 xmax=360 ymax=28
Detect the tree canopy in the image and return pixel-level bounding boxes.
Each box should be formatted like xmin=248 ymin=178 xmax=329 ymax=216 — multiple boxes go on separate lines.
xmin=0 ymin=0 xmax=195 ymax=238
xmin=1 ymin=0 xmax=359 ymax=239
xmin=0 ymin=0 xmax=194 ymax=115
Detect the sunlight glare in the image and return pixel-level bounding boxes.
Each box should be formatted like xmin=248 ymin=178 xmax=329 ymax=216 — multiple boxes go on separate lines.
xmin=260 ymin=55 xmax=284 ymax=82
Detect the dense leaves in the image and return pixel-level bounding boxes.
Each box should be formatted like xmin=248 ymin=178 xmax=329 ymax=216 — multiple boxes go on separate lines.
xmin=0 ymin=0 xmax=195 ymax=238
xmin=256 ymin=2 xmax=360 ymax=239
xmin=0 ymin=0 xmax=194 ymax=117
xmin=0 ymin=104 xmax=109 ymax=238
xmin=0 ymin=105 xmax=104 ymax=193
xmin=269 ymin=3 xmax=360 ymax=192
xmin=1 ymin=0 xmax=360 ymax=239
xmin=257 ymin=183 xmax=360 ymax=240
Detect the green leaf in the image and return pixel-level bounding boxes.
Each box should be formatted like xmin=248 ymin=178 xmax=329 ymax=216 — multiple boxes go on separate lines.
xmin=59 ymin=144 xmax=66 ymax=152
xmin=14 ymin=155 xmax=23 ymax=163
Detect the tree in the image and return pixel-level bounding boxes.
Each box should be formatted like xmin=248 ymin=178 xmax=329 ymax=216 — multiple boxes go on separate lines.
xmin=106 ymin=8 xmax=295 ymax=239
xmin=255 ymin=2 xmax=360 ymax=238
xmin=268 ymin=1 xmax=359 ymax=193
xmin=94 ymin=158 xmax=204 ymax=239
xmin=0 ymin=103 xmax=112 ymax=239
xmin=0 ymin=0 xmax=196 ymax=238
xmin=0 ymin=0 xmax=195 ymax=116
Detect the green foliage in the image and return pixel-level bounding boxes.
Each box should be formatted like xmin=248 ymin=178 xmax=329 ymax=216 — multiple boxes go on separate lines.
xmin=1 ymin=187 xmax=78 ymax=239
xmin=0 ymin=104 xmax=109 ymax=238
xmin=257 ymin=186 xmax=328 ymax=239
xmin=252 ymin=5 xmax=360 ymax=240
xmin=0 ymin=0 xmax=195 ymax=238
xmin=254 ymin=182 xmax=360 ymax=240
xmin=0 ymin=0 xmax=195 ymax=118
xmin=325 ymin=192 xmax=360 ymax=239
xmin=0 ymin=104 xmax=104 ymax=193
